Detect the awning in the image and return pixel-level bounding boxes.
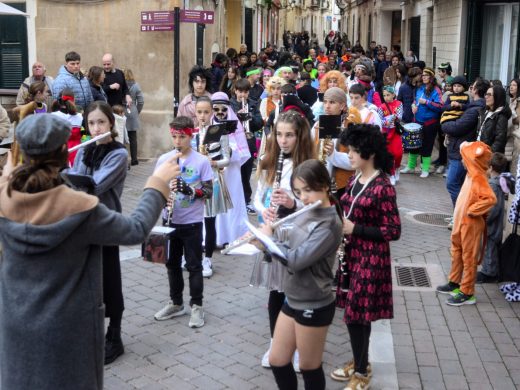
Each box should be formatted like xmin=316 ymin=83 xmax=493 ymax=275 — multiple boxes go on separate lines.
xmin=0 ymin=2 xmax=29 ymax=16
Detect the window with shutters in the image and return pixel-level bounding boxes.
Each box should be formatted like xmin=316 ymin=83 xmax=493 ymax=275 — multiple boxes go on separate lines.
xmin=0 ymin=3 xmax=29 ymax=89
xmin=409 ymin=16 xmax=420 ymax=60
xmin=465 ymin=1 xmax=519 ymax=83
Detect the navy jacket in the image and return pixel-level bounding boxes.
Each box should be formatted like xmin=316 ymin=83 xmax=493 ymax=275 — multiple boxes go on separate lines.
xmin=441 ymin=99 xmax=485 ymax=160
xmin=397 ymin=81 xmax=415 ymax=123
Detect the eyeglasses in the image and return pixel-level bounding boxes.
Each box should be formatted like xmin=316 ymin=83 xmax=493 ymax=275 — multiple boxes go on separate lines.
xmin=213 ymin=107 xmax=228 ymax=113
xmin=485 ymin=93 xmax=493 ymax=97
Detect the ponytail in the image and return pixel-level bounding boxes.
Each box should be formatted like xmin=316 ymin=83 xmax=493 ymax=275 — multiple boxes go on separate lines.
xmin=7 ymin=147 xmax=68 ymax=196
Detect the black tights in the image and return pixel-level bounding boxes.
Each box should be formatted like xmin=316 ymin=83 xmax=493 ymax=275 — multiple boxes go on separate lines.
xmin=204 ymin=217 xmax=216 ymax=258
xmin=347 ymin=323 xmax=371 ymax=375
xmin=272 ymin=363 xmax=325 ymax=390
xmin=268 ymin=290 xmax=285 ymax=337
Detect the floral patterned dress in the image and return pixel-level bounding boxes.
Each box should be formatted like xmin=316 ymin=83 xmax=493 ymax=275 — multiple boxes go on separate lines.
xmin=336 ymin=173 xmax=401 ymax=325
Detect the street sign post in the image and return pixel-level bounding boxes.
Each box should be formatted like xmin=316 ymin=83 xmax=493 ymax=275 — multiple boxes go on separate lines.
xmin=140 ymin=10 xmax=174 ymax=32
xmin=139 ymin=8 xmax=214 ymax=115
xmin=180 ymin=10 xmax=214 ymax=24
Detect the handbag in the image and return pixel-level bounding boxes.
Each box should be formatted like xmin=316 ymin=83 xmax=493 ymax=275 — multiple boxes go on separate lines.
xmin=499 ymin=222 xmax=520 ymax=282
xmin=142 ymin=226 xmax=175 ymax=264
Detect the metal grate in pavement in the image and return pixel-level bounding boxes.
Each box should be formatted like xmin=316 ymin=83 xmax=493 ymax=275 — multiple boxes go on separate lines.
xmin=395 ymin=266 xmax=431 ymax=288
xmin=412 ymin=213 xmax=452 ymax=227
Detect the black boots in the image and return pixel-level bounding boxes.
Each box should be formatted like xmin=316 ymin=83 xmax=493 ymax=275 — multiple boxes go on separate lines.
xmin=104 ymin=326 xmax=124 ymax=365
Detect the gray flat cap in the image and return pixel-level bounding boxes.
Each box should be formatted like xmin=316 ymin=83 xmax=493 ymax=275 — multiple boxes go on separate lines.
xmin=16 ymin=114 xmax=71 ymax=155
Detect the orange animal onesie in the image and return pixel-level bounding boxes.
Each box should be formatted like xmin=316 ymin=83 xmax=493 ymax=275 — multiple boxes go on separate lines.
xmin=448 ymin=141 xmax=497 ymax=296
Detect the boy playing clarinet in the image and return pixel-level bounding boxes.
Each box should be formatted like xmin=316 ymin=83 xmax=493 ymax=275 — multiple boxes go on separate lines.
xmin=153 ymin=116 xmax=213 ymax=328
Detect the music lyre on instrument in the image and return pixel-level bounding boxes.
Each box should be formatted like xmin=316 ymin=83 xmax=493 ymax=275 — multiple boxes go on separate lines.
xmin=318 ymin=115 xmax=342 ymax=192
xmin=221 ymin=200 xmax=322 ymax=255
xmin=237 ymin=98 xmax=254 ymax=139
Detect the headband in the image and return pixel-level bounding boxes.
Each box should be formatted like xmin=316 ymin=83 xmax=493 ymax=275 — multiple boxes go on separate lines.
xmin=170 ymin=127 xmax=194 ymax=137
xmin=61 ymin=95 xmax=74 ymax=102
xmin=246 ymin=68 xmax=261 ymax=77
xmin=283 ymin=105 xmax=305 ymax=117
xmin=383 ymin=86 xmax=396 ymax=94
xmin=423 ymin=68 xmax=435 ymax=77
xmin=211 ymin=99 xmax=230 ymax=106
xmin=275 ymin=66 xmax=292 ymax=76
xmin=355 ymin=64 xmax=367 ymax=70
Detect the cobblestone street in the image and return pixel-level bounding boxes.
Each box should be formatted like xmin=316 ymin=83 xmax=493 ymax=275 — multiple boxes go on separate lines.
xmin=106 ymin=160 xmax=520 ymax=389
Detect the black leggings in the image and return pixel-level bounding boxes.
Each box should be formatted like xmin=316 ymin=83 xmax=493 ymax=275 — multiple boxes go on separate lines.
xmin=268 ymin=290 xmax=286 ymax=337
xmin=204 ymin=216 xmax=216 ymax=258
xmin=347 ymin=323 xmax=372 ymax=375
xmin=420 ymin=121 xmax=441 ymax=157
xmin=103 ymin=246 xmax=124 ymax=329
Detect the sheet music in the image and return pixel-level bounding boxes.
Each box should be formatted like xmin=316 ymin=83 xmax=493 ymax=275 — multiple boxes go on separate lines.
xmin=245 ymin=220 xmax=287 ymax=260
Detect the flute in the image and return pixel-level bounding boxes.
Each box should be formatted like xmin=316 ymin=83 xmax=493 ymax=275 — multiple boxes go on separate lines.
xmin=68 ymin=132 xmax=112 ymax=152
xmin=221 ymin=200 xmax=322 ymax=255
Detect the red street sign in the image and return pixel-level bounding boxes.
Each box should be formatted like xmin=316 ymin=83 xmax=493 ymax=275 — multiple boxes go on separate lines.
xmin=141 ymin=24 xmax=174 ymax=32
xmin=180 ymin=10 xmax=214 ymax=24
xmin=141 ymin=11 xmax=174 ymax=25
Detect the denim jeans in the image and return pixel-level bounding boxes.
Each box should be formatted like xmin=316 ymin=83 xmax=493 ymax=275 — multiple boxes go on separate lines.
xmin=446 ymin=158 xmax=467 ymax=207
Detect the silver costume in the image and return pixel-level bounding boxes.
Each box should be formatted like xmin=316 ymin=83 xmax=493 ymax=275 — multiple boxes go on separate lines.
xmin=197 ymin=126 xmax=233 ymax=217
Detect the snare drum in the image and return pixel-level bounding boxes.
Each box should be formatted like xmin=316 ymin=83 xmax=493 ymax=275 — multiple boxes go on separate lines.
xmin=402 ymin=123 xmax=423 ymax=151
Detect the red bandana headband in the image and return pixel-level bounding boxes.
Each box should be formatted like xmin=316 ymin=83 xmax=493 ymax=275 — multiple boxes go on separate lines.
xmin=170 ymin=127 xmax=194 ymax=137
xmin=61 ymin=95 xmax=74 ymax=102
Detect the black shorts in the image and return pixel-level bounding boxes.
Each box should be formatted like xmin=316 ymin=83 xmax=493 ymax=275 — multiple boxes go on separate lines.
xmin=281 ymin=301 xmax=336 ymax=327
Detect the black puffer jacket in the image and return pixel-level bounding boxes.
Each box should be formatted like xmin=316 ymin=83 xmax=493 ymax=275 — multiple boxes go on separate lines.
xmin=442 ymin=99 xmax=484 ymax=160
xmin=477 ymin=106 xmax=512 ymax=153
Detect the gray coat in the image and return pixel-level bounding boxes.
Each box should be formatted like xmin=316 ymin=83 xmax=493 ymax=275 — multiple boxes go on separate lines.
xmin=126 ymin=81 xmax=144 ymax=131
xmin=0 ymin=176 xmax=169 ymax=390
xmin=70 ymin=146 xmax=128 ymax=212
xmin=274 ymin=206 xmax=343 ymax=310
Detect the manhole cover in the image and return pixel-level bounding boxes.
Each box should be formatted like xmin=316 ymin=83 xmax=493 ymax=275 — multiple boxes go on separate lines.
xmin=412 ymin=213 xmax=452 ymax=227
xmin=395 ymin=266 xmax=431 ymax=287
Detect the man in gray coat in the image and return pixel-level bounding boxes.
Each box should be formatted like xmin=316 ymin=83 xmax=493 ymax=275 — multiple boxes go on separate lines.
xmin=16 ymin=61 xmax=54 ymax=108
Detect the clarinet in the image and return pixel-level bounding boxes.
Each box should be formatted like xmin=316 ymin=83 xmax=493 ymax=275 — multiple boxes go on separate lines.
xmin=167 ymin=147 xmax=182 ymax=224
xmin=270 ymin=151 xmax=285 ymax=219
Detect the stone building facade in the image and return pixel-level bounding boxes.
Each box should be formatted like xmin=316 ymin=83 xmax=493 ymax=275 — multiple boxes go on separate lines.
xmin=340 ymin=0 xmax=519 ymax=83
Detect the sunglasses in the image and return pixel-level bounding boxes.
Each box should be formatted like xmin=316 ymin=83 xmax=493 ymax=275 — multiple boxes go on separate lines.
xmin=213 ymin=107 xmax=228 ymax=113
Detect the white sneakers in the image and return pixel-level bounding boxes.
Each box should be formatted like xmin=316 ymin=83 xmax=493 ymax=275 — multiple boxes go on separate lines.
xmin=261 ymin=339 xmax=299 ymax=372
xmin=400 ymin=166 xmax=414 ymax=174
xmin=202 ymin=257 xmax=213 ymax=278
xmin=154 ymin=301 xmax=186 ymax=321
xmin=389 ymin=175 xmax=396 ymax=186
xmin=420 ymin=171 xmax=430 ymax=178
xmin=261 ymin=340 xmax=272 ymax=368
xmin=154 ymin=301 xmax=205 ymax=328
xmin=435 ymin=165 xmax=445 ymax=174
xmin=189 ymin=305 xmax=205 ymax=328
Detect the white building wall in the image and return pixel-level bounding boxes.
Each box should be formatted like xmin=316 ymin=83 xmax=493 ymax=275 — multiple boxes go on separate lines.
xmin=432 ymin=0 xmax=465 ymax=74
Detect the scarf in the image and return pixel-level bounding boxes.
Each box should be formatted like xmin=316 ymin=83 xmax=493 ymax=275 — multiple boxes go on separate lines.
xmin=82 ymin=140 xmax=125 ymax=171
